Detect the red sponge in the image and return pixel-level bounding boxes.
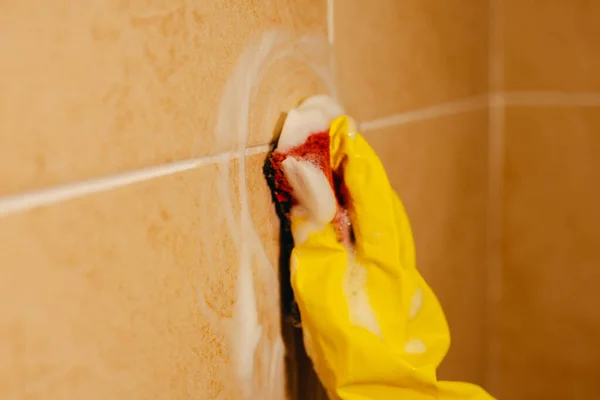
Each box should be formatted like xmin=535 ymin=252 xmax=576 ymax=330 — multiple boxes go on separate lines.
xmin=267 ymin=131 xmax=352 ymax=246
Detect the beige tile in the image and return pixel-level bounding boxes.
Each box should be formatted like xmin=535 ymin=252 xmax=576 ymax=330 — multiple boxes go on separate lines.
xmin=0 ymin=153 xmax=286 ymax=399
xmin=335 ymin=0 xmax=488 ymax=122
xmin=498 ymin=107 xmax=600 ymax=399
xmin=502 ymin=0 xmax=600 ymax=90
xmin=364 ymin=110 xmax=488 ymax=385
xmin=0 ymin=0 xmax=327 ymax=195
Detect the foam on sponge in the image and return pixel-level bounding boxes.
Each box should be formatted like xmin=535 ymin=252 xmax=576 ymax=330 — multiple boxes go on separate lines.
xmin=266 ymin=95 xmax=351 ymax=246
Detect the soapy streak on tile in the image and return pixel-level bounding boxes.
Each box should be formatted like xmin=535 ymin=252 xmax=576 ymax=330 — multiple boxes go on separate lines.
xmin=0 ymin=29 xmax=334 ymax=399
xmin=197 ymin=31 xmax=276 ymax=399
xmin=1 ymin=21 xmax=596 ymax=393
xmin=195 ymin=30 xmax=336 ymax=399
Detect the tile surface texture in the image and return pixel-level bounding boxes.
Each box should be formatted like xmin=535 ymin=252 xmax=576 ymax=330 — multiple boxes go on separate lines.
xmin=8 ymin=0 xmax=600 ymax=397
xmin=0 ymin=0 xmax=328 ymax=195
xmin=0 ymin=154 xmax=285 ymax=400
xmin=364 ymin=110 xmax=489 ymax=385
xmin=502 ymin=0 xmax=600 ymax=90
xmin=335 ymin=0 xmax=488 ymax=122
xmin=498 ymin=107 xmax=600 ymax=399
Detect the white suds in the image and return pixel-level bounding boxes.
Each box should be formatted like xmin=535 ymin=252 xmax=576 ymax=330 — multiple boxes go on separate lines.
xmin=278 ymin=96 xmax=383 ymax=338
xmin=231 ymin=248 xmax=262 ymax=389
xmin=289 ymin=207 xmax=326 ymax=247
xmin=276 ymin=95 xmax=344 ymax=152
xmin=280 ymin=157 xmax=337 ymax=224
xmin=276 ymin=95 xmax=343 ymax=231
xmin=404 ymin=338 xmax=427 ymax=354
xmin=409 ymin=288 xmax=423 ymax=319
xmin=201 ymin=31 xmax=338 ymax=398
xmin=266 ymin=336 xmax=285 ymax=400
xmin=343 ymin=256 xmax=382 ymax=337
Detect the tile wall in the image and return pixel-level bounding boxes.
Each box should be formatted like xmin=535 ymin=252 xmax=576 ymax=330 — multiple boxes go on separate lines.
xmin=335 ymin=0 xmax=490 ymax=388
xmin=0 ymin=1 xmax=329 ymax=398
xmin=1 ymin=0 xmax=598 ymax=399
xmin=489 ymin=0 xmax=600 ymax=399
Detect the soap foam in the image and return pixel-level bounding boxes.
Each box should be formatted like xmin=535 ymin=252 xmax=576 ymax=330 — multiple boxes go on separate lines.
xmin=195 ymin=30 xmax=337 ymax=399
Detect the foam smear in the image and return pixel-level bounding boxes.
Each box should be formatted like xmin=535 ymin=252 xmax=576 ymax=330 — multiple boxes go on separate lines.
xmin=344 ymin=253 xmax=382 ymax=337
xmin=233 ymin=245 xmax=262 ymax=397
xmin=276 ymin=94 xmax=344 ymax=152
xmin=280 ymin=157 xmax=337 ymax=224
xmin=276 ymin=95 xmax=343 ymax=227
xmin=195 ymin=30 xmax=336 ymax=398
xmin=276 ymin=97 xmax=382 ymax=339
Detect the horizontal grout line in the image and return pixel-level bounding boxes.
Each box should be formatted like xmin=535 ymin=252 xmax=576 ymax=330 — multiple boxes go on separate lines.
xmin=0 ymin=144 xmax=271 ymax=218
xmin=2 ymin=89 xmax=599 ymax=218
xmin=489 ymin=92 xmax=506 ymax=108
xmin=501 ymin=91 xmax=600 ymax=107
xmin=360 ymin=90 xmax=600 ymax=133
xmin=359 ymin=95 xmax=489 ymax=132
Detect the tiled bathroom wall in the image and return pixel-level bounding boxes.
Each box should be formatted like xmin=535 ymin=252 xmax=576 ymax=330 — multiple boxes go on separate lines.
xmin=1 ymin=0 xmax=598 ymax=399
xmin=488 ymin=0 xmax=600 ymax=399
xmin=0 ymin=1 xmax=330 ymax=398
xmin=336 ymin=0 xmax=490 ymax=386
xmin=1 ymin=0 xmax=490 ymax=398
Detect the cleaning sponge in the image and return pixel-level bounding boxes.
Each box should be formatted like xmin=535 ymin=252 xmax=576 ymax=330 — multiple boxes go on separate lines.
xmin=263 ymin=95 xmax=352 ymax=326
xmin=266 ymin=95 xmax=352 ymax=246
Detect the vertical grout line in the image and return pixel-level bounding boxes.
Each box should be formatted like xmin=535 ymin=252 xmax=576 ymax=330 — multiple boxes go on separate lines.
xmin=486 ymin=0 xmax=504 ymax=396
xmin=486 ymin=96 xmax=504 ymax=397
xmin=327 ymin=0 xmax=334 ymax=45
xmin=328 ymin=0 xmax=339 ymax=109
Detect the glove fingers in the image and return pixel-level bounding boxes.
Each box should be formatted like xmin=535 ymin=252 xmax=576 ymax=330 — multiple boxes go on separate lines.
xmin=329 ymin=116 xmax=401 ymax=276
xmin=289 ymin=217 xmax=350 ymax=329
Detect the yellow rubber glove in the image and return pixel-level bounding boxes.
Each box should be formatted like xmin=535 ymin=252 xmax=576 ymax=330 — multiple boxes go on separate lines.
xmin=289 ymin=116 xmax=494 ymax=400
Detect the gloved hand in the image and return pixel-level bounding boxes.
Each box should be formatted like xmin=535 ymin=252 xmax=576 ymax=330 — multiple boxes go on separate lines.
xmin=288 ymin=115 xmax=494 ymax=400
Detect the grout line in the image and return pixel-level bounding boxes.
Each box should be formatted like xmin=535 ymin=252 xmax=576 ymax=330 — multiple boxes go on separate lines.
xmin=485 ymin=0 xmax=503 ymax=394
xmin=358 ymin=90 xmax=600 ymax=136
xmin=503 ymin=91 xmax=600 ymax=107
xmin=486 ymin=99 xmax=504 ymax=395
xmin=359 ymin=90 xmax=600 ymax=136
xmin=0 ymin=143 xmax=272 ymax=218
xmin=245 ymin=143 xmax=272 ymax=156
xmin=359 ymin=95 xmax=488 ymax=132
xmin=488 ymin=92 xmax=505 ymax=108
xmin=327 ymin=0 xmax=334 ymax=45
xmin=484 ymin=86 xmax=599 ymax=395
xmin=359 ymin=90 xmax=600 ymax=135
xmin=488 ymin=4 xmax=503 ymax=92
xmin=2 ymin=87 xmax=598 ymax=220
